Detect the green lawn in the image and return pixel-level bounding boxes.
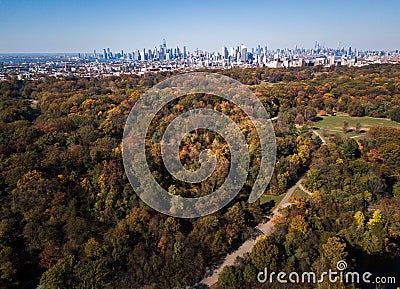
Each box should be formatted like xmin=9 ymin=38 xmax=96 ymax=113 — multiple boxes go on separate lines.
xmin=292 ymin=187 xmax=310 ymax=199
xmin=313 ymin=113 xmax=400 ymax=139
xmin=259 ymin=193 xmax=285 ymax=207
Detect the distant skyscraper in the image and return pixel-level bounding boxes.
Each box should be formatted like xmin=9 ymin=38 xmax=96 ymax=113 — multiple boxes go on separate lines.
xmin=141 ymin=48 xmax=146 ymax=61
xmin=103 ymin=49 xmax=108 ymax=60
xmin=240 ymin=44 xmax=248 ymax=61
xmin=222 ymin=46 xmax=228 ymax=59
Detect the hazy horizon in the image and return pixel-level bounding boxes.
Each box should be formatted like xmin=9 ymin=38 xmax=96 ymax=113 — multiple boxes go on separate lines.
xmin=0 ymin=0 xmax=399 ymax=53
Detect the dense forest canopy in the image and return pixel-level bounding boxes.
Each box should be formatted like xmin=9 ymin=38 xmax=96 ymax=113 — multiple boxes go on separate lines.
xmin=0 ymin=65 xmax=399 ymax=288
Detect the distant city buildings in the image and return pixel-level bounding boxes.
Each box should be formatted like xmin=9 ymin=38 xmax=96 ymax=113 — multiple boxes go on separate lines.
xmin=0 ymin=40 xmax=399 ymax=80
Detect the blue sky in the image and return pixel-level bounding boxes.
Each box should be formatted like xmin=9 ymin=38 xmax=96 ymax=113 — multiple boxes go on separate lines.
xmin=0 ymin=0 xmax=399 ymax=53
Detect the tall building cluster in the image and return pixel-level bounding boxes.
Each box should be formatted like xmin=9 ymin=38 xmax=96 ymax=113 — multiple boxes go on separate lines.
xmin=98 ymin=39 xmax=189 ymax=62
xmin=87 ymin=40 xmax=399 ymax=69
xmin=1 ymin=40 xmax=399 ymax=79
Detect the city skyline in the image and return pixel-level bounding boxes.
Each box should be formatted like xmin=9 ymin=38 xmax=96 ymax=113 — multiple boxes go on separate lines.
xmin=2 ymin=37 xmax=398 ymax=82
xmin=0 ymin=0 xmax=400 ymax=53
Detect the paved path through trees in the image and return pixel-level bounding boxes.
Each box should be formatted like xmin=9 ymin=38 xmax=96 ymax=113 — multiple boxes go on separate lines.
xmin=198 ymin=177 xmax=305 ymax=288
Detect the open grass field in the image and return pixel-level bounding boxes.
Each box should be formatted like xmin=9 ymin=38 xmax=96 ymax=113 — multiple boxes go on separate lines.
xmin=259 ymin=193 xmax=285 ymax=207
xmin=312 ymin=112 xmax=400 ymax=139
xmin=291 ymin=187 xmax=310 ymax=199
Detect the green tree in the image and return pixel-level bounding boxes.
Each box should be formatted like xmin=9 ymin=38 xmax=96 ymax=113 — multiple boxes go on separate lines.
xmin=389 ymin=106 xmax=400 ymax=122
xmin=0 ymin=245 xmax=18 ymax=286
xmin=40 ymin=255 xmax=76 ymax=289
xmin=342 ymin=139 xmax=361 ymax=160
xmin=242 ymin=264 xmax=258 ymax=284
xmin=250 ymin=236 xmax=279 ymax=271
xmin=219 ymin=266 xmax=241 ymax=289
xmin=393 ymin=183 xmax=400 ymax=200
xmin=348 ymin=101 xmax=365 ymax=117
xmin=304 ymin=169 xmax=322 ymax=192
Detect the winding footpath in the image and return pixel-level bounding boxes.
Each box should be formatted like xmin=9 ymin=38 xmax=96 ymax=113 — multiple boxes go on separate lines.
xmin=198 ymin=177 xmax=306 ymax=288
xmin=298 ymin=182 xmax=313 ymax=196
xmin=196 ymin=117 xmax=316 ymax=288
xmin=312 ymin=129 xmax=327 ymax=145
